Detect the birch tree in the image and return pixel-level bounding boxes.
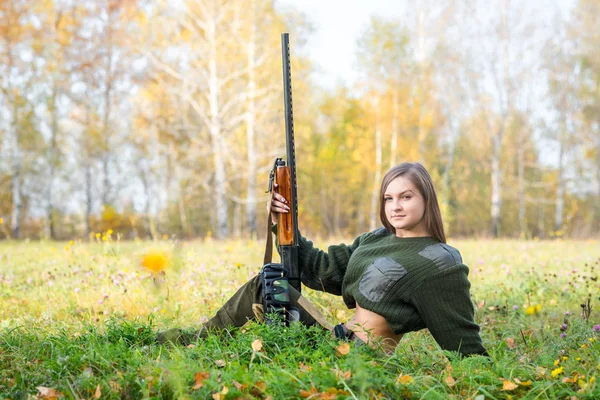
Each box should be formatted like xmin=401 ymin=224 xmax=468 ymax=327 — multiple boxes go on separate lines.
xmin=0 ymin=0 xmax=37 ymax=238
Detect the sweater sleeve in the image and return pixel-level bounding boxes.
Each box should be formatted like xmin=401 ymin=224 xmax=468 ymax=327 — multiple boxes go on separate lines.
xmin=294 ymin=233 xmax=364 ymax=295
xmin=410 ymin=264 xmax=488 ymax=357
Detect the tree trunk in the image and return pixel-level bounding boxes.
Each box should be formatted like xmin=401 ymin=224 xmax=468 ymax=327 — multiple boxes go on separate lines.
xmin=321 ymin=170 xmax=333 ymax=235
xmin=46 ymin=86 xmax=59 ymax=240
xmin=10 ymin=151 xmax=22 ymax=239
xmin=101 ymin=15 xmax=114 ymax=207
xmin=207 ymin=15 xmax=229 ymax=239
xmin=390 ymin=88 xmax=398 ymax=168
xmin=554 ymin=119 xmax=565 ymax=234
xmin=369 ymin=106 xmax=382 ymax=230
xmin=245 ymin=3 xmax=258 ymax=239
xmin=490 ymin=134 xmax=502 ymax=237
xmin=85 ymin=162 xmax=92 ymax=240
xmin=518 ymin=129 xmax=526 ymax=238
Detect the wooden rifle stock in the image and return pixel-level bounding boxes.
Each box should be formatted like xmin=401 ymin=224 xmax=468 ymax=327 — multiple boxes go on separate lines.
xmin=275 ymin=166 xmax=294 ymax=245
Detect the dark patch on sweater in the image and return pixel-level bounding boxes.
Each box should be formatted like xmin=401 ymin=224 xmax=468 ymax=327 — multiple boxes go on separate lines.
xmin=359 ymin=257 xmax=407 ymax=302
xmin=418 ymin=244 xmax=462 ymax=271
xmin=370 ymin=227 xmax=391 ymax=236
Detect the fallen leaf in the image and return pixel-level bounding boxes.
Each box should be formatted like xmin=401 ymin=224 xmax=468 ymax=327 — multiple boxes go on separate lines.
xmin=250 ymin=381 xmax=267 ymax=397
xmin=445 ymin=373 xmax=456 ymax=387
xmin=536 ymin=366 xmax=547 ymax=378
xmin=501 ymin=379 xmax=519 ymax=391
xmin=396 ymin=374 xmax=414 ymax=385
xmin=319 ymin=391 xmax=339 ymax=400
xmin=332 ymin=369 xmax=351 ymax=380
xmin=215 ymin=359 xmax=226 ymax=367
xmin=212 ymin=386 xmax=229 ymax=400
xmin=321 ymin=388 xmax=350 ymax=399
xmin=36 ymin=387 xmax=63 ymax=399
xmin=336 ymin=342 xmax=350 ymax=356
xmin=299 ymin=387 xmax=319 ymax=398
xmin=192 ymin=371 xmax=210 ymax=390
xmin=299 ymin=361 xmax=312 ymax=372
xmin=109 ymin=380 xmax=121 ymax=392
xmin=506 ymin=337 xmax=517 ymax=349
xmin=94 ymin=384 xmax=102 ymax=399
xmin=252 ymin=339 xmax=263 ymax=352
xmin=232 ymin=380 xmax=247 ymax=391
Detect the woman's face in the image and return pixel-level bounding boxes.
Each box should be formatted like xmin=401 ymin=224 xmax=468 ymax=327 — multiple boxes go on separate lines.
xmin=384 ymin=176 xmax=428 ymax=237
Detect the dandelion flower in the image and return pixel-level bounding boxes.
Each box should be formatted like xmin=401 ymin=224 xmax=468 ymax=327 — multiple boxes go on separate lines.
xmin=525 ymin=306 xmax=536 ymax=315
xmin=140 ymin=251 xmax=169 ymax=273
xmin=551 ymin=367 xmax=564 ymax=378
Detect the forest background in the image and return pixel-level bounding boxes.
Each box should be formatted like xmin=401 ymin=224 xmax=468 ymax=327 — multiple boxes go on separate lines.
xmin=1 ymin=0 xmax=599 ymax=241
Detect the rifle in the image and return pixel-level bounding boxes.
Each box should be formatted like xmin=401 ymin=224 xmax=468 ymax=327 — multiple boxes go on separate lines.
xmin=261 ymin=33 xmax=301 ymax=325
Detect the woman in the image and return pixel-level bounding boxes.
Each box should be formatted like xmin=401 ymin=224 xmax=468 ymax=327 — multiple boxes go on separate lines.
xmin=160 ymin=162 xmax=488 ymax=357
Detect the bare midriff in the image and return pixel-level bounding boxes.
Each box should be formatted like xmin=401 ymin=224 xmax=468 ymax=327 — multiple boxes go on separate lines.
xmin=345 ymin=303 xmax=403 ymax=353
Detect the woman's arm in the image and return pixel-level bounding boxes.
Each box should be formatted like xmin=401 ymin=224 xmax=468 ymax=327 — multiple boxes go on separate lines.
xmin=410 ymin=265 xmax=489 ymax=356
xmin=295 ymin=234 xmax=364 ymax=295
xmin=268 ymin=182 xmax=364 ymax=295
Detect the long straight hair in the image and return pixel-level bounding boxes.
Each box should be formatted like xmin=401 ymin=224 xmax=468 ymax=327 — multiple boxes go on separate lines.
xmin=379 ymin=162 xmax=446 ymax=243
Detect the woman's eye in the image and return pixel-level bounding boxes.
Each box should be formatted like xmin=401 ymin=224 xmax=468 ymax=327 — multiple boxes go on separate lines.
xmin=402 ymin=196 xmax=411 ymax=200
xmin=384 ymin=197 xmax=392 ymax=202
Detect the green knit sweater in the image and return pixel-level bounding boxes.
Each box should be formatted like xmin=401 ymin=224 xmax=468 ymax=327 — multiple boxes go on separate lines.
xmin=284 ymin=227 xmax=487 ymax=356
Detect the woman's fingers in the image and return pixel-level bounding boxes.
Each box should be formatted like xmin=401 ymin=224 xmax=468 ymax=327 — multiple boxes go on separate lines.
xmin=270 ymin=183 xmax=289 ymax=212
xmin=271 ymin=199 xmax=289 ymax=213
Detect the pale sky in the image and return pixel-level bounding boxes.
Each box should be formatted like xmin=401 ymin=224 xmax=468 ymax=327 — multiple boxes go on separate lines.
xmin=276 ymin=0 xmax=410 ymax=90
xmin=276 ymin=0 xmax=575 ymax=91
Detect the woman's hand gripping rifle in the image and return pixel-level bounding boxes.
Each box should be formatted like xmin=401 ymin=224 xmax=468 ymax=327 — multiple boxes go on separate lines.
xmin=262 ymin=159 xmax=301 ymax=326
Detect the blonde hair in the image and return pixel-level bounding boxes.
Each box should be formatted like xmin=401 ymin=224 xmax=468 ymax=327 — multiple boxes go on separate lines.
xmin=379 ymin=162 xmax=446 ymax=243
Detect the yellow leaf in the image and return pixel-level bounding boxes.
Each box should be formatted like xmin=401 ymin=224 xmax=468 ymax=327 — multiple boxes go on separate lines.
xmin=94 ymin=384 xmax=102 ymax=399
xmin=336 ymin=342 xmax=350 ymax=356
xmin=252 ymin=339 xmax=263 ymax=352
xmin=445 ymin=373 xmax=456 ymax=387
xmin=536 ymin=366 xmax=547 ymax=378
xmin=502 ymin=380 xmax=519 ymax=391
xmin=396 ymin=374 xmax=414 ymax=385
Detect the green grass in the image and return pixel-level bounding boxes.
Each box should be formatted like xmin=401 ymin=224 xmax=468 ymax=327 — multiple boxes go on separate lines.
xmin=0 ymin=237 xmax=599 ymax=399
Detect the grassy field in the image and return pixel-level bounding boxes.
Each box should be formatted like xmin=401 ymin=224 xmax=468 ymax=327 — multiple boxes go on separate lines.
xmin=0 ymin=236 xmax=599 ymax=399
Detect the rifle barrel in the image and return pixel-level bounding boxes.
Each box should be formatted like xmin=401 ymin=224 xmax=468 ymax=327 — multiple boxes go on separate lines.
xmin=281 ymin=33 xmax=299 ymax=245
